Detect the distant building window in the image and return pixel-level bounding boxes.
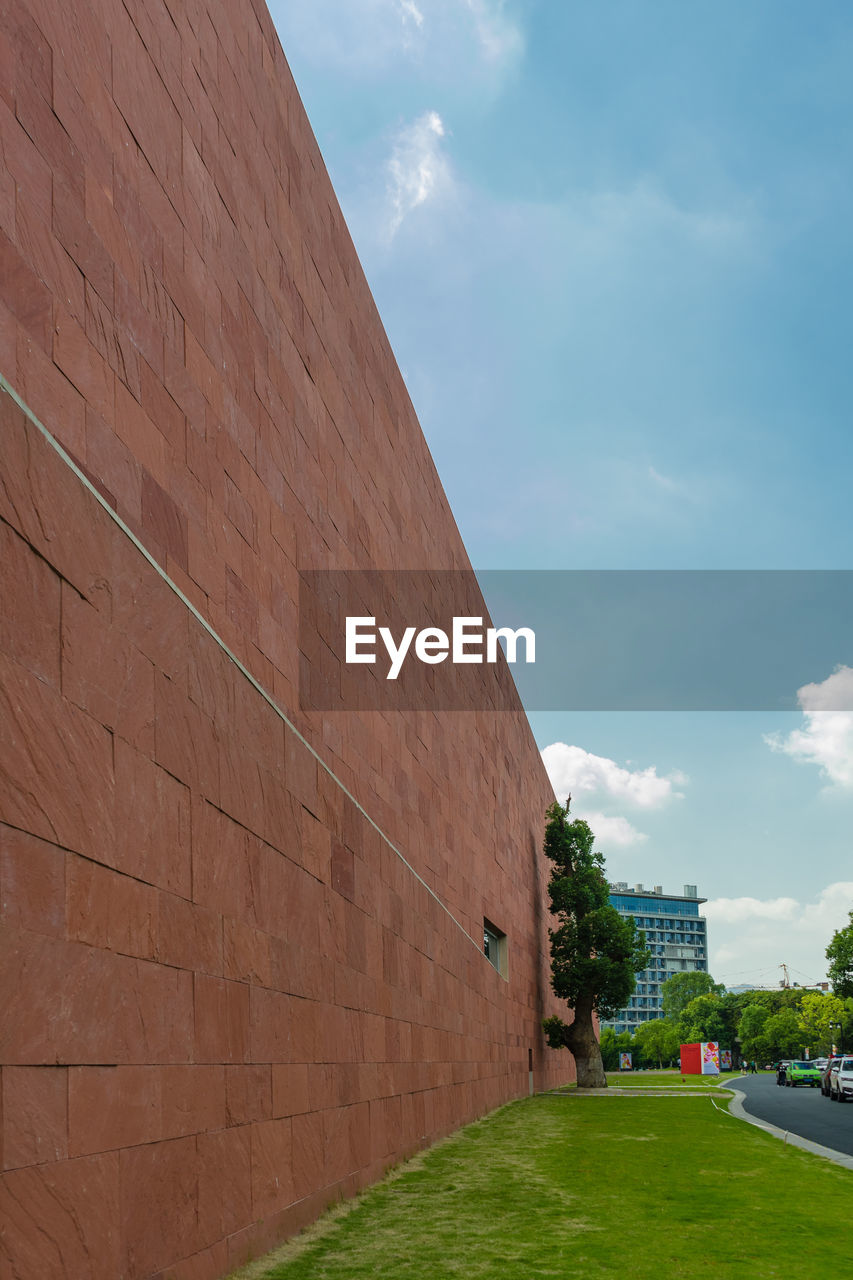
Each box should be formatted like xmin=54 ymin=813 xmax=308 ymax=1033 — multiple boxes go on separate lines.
xmin=484 ymin=918 xmax=508 ymax=979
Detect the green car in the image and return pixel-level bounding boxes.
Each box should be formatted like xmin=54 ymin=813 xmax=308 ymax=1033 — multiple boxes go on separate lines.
xmin=786 ymin=1060 xmax=821 ymax=1087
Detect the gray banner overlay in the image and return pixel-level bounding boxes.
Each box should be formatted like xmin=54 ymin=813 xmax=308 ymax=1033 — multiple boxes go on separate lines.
xmin=298 ymin=570 xmax=853 ymax=711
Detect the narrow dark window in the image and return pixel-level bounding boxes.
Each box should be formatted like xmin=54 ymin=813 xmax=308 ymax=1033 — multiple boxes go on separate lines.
xmin=483 ymin=917 xmax=508 ymax=979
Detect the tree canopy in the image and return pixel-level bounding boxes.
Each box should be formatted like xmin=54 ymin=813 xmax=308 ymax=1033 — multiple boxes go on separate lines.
xmin=798 ymin=991 xmax=847 ymax=1056
xmin=678 ymin=993 xmax=727 ymax=1045
xmin=762 ymin=1008 xmax=804 ymax=1059
xmin=541 ymin=799 xmax=650 ymax=1087
xmin=661 ymin=970 xmax=724 ymax=1021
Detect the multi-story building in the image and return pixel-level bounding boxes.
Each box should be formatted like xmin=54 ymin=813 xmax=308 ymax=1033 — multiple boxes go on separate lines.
xmin=601 ymin=883 xmax=708 ymax=1035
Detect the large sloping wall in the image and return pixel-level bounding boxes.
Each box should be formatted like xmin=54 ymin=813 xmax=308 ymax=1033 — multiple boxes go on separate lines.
xmin=0 ymin=0 xmax=568 ymax=1276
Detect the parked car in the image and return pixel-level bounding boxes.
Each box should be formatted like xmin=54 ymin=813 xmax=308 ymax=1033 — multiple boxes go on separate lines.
xmin=821 ymin=1055 xmax=844 ymax=1097
xmin=829 ymin=1056 xmax=853 ymax=1102
xmin=786 ymin=1060 xmax=821 ymax=1088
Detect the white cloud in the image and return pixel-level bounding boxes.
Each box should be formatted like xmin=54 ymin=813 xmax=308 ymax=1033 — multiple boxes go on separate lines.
xmin=399 ymin=0 xmax=424 ymax=26
xmin=707 ymin=882 xmax=853 ymax=988
xmin=387 ymin=110 xmax=452 ymax=237
xmin=765 ymin=665 xmax=853 ymax=788
xmin=270 ymin=0 xmax=423 ymax=70
xmin=270 ymin=1 xmax=522 ymax=82
xmin=463 ymin=0 xmax=523 ymax=67
xmin=541 ymin=742 xmax=686 ymax=810
xmin=706 ymin=896 xmax=799 ymax=925
xmin=571 ymin=810 xmax=648 ymax=848
xmin=541 ymin=743 xmax=685 ymax=852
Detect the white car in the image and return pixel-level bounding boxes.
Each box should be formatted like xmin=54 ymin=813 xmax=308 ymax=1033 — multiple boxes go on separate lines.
xmin=829 ymin=1056 xmax=853 ymax=1102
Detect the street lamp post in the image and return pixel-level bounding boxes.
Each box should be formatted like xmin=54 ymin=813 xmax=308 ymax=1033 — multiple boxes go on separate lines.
xmin=830 ymin=1021 xmax=843 ymax=1054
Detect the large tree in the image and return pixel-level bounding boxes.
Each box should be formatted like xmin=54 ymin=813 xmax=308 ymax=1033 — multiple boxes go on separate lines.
xmin=541 ymin=800 xmax=650 ymax=1088
xmin=826 ymin=910 xmax=853 ymax=998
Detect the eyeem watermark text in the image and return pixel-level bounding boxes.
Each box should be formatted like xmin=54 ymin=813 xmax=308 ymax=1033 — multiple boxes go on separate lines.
xmin=346 ymin=616 xmax=536 ymax=680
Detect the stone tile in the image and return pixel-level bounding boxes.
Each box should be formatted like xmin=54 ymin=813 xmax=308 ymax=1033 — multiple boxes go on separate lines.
xmin=0 ymin=825 xmax=65 ymax=939
xmin=2 ymin=1067 xmax=68 ymax=1169
xmin=0 ymin=1152 xmax=121 ymax=1279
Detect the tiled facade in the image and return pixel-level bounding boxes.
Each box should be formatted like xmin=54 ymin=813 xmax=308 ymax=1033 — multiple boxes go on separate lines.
xmin=0 ymin=1 xmax=568 ymax=1276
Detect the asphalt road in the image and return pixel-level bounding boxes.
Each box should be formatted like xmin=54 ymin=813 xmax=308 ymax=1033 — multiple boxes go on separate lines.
xmin=735 ymin=1072 xmax=853 ymax=1157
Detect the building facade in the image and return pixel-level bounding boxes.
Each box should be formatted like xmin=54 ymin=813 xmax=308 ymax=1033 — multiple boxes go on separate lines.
xmin=601 ymin=883 xmax=708 ymax=1035
xmin=0 ymin=0 xmax=569 ymax=1275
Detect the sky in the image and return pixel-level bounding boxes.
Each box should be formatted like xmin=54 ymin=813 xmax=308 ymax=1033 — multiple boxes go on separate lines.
xmin=268 ymin=0 xmax=853 ymax=988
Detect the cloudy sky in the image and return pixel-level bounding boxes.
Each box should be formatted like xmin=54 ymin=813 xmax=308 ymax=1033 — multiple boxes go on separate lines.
xmin=269 ymin=0 xmax=853 ymax=987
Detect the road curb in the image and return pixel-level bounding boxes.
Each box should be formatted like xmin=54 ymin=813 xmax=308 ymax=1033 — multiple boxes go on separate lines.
xmin=726 ymin=1076 xmax=853 ymax=1171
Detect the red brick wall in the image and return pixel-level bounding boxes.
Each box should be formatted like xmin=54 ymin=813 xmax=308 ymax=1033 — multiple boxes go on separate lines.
xmin=0 ymin=0 xmax=569 ymax=1276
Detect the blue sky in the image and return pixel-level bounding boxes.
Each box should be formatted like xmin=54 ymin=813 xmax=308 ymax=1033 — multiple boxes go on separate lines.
xmin=269 ymin=0 xmax=853 ymax=987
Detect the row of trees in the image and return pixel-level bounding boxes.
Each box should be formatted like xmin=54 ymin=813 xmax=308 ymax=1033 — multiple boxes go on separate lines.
xmin=599 ymin=972 xmax=853 ymax=1071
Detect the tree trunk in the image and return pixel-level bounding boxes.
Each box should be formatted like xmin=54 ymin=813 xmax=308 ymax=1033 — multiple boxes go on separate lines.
xmin=564 ymin=995 xmax=607 ymax=1088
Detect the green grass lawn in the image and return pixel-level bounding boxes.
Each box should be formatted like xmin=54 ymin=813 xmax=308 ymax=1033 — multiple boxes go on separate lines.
xmin=601 ymin=1070 xmax=733 ymax=1089
xmin=233 ymin=1088 xmax=851 ymax=1280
